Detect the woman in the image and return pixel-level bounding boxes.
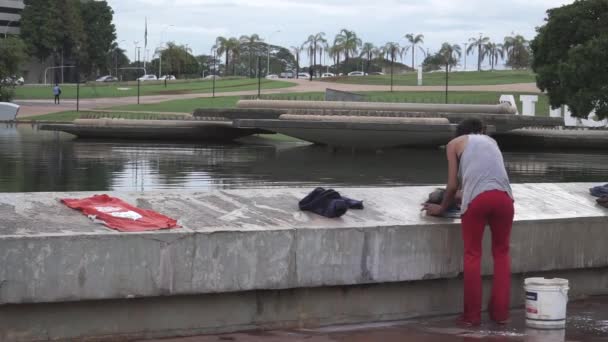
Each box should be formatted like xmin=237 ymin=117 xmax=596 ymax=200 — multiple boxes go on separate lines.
xmin=423 ymin=118 xmax=514 ymax=326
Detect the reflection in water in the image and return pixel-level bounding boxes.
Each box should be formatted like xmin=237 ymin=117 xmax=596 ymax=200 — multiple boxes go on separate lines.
xmin=1 ymin=124 xmax=607 ymax=193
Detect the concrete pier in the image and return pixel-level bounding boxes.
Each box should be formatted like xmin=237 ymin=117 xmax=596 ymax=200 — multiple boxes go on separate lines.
xmin=0 ymin=183 xmax=607 ymax=340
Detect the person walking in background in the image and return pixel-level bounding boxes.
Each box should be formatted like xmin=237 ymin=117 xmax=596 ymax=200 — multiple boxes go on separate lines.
xmin=53 ymin=84 xmax=61 ymax=104
xmin=423 ymin=118 xmax=514 ymax=326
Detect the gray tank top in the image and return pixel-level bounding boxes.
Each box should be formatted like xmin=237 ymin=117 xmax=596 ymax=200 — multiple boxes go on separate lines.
xmin=459 ymin=134 xmax=513 ymax=214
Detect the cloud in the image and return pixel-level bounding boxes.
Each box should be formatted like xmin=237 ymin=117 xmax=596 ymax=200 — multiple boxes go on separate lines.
xmin=107 ymin=0 xmax=574 ymax=62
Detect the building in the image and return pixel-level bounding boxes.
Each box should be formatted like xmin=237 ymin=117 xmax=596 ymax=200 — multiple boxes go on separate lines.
xmin=0 ymin=0 xmax=24 ymax=36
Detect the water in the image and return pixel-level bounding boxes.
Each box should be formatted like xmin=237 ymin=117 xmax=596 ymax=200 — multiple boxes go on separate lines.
xmin=1 ymin=124 xmax=607 ymax=193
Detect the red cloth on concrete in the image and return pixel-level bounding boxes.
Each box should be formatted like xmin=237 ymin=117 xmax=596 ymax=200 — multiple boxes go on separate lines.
xmin=61 ymin=194 xmax=179 ymax=232
xmin=460 ymin=190 xmax=514 ymax=324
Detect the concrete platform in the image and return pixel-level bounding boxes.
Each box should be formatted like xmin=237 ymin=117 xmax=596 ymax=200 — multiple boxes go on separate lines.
xmin=494 ymin=127 xmax=608 ymax=150
xmin=1 ymin=183 xmax=607 ymax=340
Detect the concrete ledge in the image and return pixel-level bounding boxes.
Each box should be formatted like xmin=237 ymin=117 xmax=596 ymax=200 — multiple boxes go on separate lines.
xmin=1 ymin=268 xmax=607 ymax=341
xmin=1 ymin=183 xmax=607 ymax=306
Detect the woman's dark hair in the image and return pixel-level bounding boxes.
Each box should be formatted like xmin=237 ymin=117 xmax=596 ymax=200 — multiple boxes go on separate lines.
xmin=456 ymin=118 xmax=484 ymax=137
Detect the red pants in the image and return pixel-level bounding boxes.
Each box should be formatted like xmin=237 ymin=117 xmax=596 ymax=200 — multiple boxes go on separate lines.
xmin=461 ymin=190 xmax=514 ymax=323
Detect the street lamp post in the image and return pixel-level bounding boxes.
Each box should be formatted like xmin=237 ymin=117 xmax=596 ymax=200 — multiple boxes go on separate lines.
xmin=266 ymin=30 xmax=281 ymax=76
xmin=463 ymin=42 xmax=468 ymax=71
xmin=4 ymin=20 xmax=14 ymax=38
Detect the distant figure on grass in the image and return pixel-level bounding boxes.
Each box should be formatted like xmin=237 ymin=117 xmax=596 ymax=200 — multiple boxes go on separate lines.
xmin=423 ymin=118 xmax=514 ymax=326
xmin=53 ymin=84 xmax=62 ymax=104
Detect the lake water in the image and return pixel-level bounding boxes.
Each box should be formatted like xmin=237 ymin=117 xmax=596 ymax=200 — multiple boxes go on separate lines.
xmin=1 ymin=124 xmax=607 ymax=193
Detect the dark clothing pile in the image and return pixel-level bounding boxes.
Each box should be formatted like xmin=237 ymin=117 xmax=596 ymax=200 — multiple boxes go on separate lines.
xmin=590 ymin=184 xmax=608 ymax=209
xmin=426 ymin=188 xmax=461 ymax=218
xmin=299 ymin=188 xmax=364 ymax=218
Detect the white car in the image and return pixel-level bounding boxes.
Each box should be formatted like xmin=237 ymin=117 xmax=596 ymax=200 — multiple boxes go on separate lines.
xmin=159 ymin=75 xmax=176 ymax=80
xmin=297 ymin=72 xmax=311 ymax=79
xmin=265 ymin=74 xmax=279 ymax=79
xmin=321 ymin=73 xmax=335 ymax=78
xmin=204 ymin=75 xmax=221 ymax=80
xmin=137 ymin=74 xmax=158 ymax=81
xmin=95 ymin=75 xmax=118 ymax=82
xmin=1 ymin=76 xmax=24 ymax=86
xmin=347 ymin=71 xmax=366 ymax=76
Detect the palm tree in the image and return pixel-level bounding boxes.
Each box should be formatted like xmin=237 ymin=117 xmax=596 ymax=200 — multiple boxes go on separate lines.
xmin=328 ymin=43 xmax=342 ymax=75
xmin=291 ymin=46 xmax=302 ymax=78
xmin=239 ymin=34 xmax=264 ymax=78
xmin=503 ymin=35 xmax=530 ymax=69
xmin=359 ymin=42 xmax=376 ymax=74
xmin=225 ymin=37 xmax=240 ymax=76
xmin=484 ymin=42 xmax=504 ymax=71
xmin=404 ymin=33 xmax=424 ymax=69
xmin=213 ymin=36 xmax=229 ymax=75
xmin=439 ymin=43 xmax=462 ymax=71
xmin=467 ymin=34 xmax=490 ymax=71
xmin=384 ymin=42 xmax=403 ymax=92
xmin=334 ymin=29 xmax=362 ymax=64
xmin=304 ymin=32 xmax=326 ymax=76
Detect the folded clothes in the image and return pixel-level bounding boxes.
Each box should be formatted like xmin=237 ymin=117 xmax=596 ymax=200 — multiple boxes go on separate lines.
xmin=299 ymin=187 xmax=363 ymax=218
xmin=590 ymin=184 xmax=608 ymax=198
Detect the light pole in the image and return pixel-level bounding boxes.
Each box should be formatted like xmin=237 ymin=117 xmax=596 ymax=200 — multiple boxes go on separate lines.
xmin=4 ymin=20 xmax=14 ymax=38
xmin=159 ymin=25 xmax=174 ymax=78
xmin=266 ymin=30 xmax=281 ymax=76
xmin=133 ymin=41 xmax=139 ymax=68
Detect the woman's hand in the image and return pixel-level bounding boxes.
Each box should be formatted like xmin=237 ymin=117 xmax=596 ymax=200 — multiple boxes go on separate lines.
xmin=422 ymin=203 xmax=443 ymax=216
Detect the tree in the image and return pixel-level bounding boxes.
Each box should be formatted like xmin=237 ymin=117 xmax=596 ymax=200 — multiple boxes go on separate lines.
xmin=360 ymin=42 xmax=375 ymax=74
xmin=240 ymin=34 xmax=264 ymax=78
xmin=0 ymin=37 xmax=26 ymax=101
xmin=304 ymin=32 xmax=326 ymax=76
xmin=213 ymin=36 xmax=229 ymax=75
xmin=155 ymin=42 xmax=199 ymax=78
xmin=291 ymin=46 xmax=302 ymax=78
xmin=226 ymin=37 xmax=241 ymax=76
xmin=484 ymin=42 xmax=503 ymax=70
xmin=328 ymin=43 xmax=342 ymax=74
xmin=504 ymin=35 xmax=531 ymax=69
xmin=384 ymin=42 xmax=403 ymax=91
xmin=532 ymin=0 xmax=608 ymax=120
xmin=467 ymin=35 xmax=490 ymax=71
xmin=20 ymin=0 xmax=62 ymax=62
xmin=440 ymin=43 xmax=462 ymax=71
xmin=404 ymin=33 xmax=424 ymax=69
xmin=80 ymin=0 xmax=116 ymax=76
xmin=334 ymin=29 xmax=361 ymax=62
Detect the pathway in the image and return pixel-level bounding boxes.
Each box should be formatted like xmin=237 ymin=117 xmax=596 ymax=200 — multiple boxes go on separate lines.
xmin=14 ymin=79 xmax=542 ymax=118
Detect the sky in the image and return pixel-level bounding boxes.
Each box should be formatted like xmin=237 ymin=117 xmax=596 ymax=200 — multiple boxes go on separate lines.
xmin=107 ymin=0 xmax=574 ymax=67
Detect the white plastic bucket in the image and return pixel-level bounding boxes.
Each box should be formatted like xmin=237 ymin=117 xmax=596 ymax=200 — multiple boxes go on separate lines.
xmin=525 ymin=278 xmax=569 ymax=329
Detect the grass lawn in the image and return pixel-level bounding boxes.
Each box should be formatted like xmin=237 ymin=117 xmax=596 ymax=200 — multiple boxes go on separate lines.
xmin=322 ymin=70 xmax=536 ymax=86
xmin=27 ymin=90 xmax=549 ymax=122
xmin=14 ymin=78 xmax=295 ymax=100
xmin=108 ymin=91 xmax=549 ymax=116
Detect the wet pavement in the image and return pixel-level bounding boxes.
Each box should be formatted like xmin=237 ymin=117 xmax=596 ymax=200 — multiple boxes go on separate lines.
xmin=142 ymin=297 xmax=608 ymax=342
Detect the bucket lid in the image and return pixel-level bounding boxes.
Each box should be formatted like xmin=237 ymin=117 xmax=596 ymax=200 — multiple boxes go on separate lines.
xmin=525 ymin=277 xmax=569 ymax=286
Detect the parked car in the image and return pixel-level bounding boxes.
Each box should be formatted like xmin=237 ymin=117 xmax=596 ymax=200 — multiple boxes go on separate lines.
xmin=95 ymin=75 xmax=118 ymax=82
xmin=265 ymin=74 xmax=279 ymax=79
xmin=347 ymin=71 xmax=366 ymax=76
xmin=280 ymin=71 xmax=295 ymax=78
xmin=159 ymin=75 xmax=176 ymax=80
xmin=297 ymin=72 xmax=311 ymax=79
xmin=321 ymin=73 xmax=335 ymax=78
xmin=1 ymin=76 xmax=24 ymax=86
xmin=137 ymin=74 xmax=158 ymax=81
xmin=204 ymin=75 xmax=221 ymax=80
xmin=370 ymin=72 xmax=385 ymax=75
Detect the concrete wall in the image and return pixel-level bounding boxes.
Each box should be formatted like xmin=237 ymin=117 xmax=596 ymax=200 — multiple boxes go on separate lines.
xmin=0 ymin=183 xmax=607 ymax=340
